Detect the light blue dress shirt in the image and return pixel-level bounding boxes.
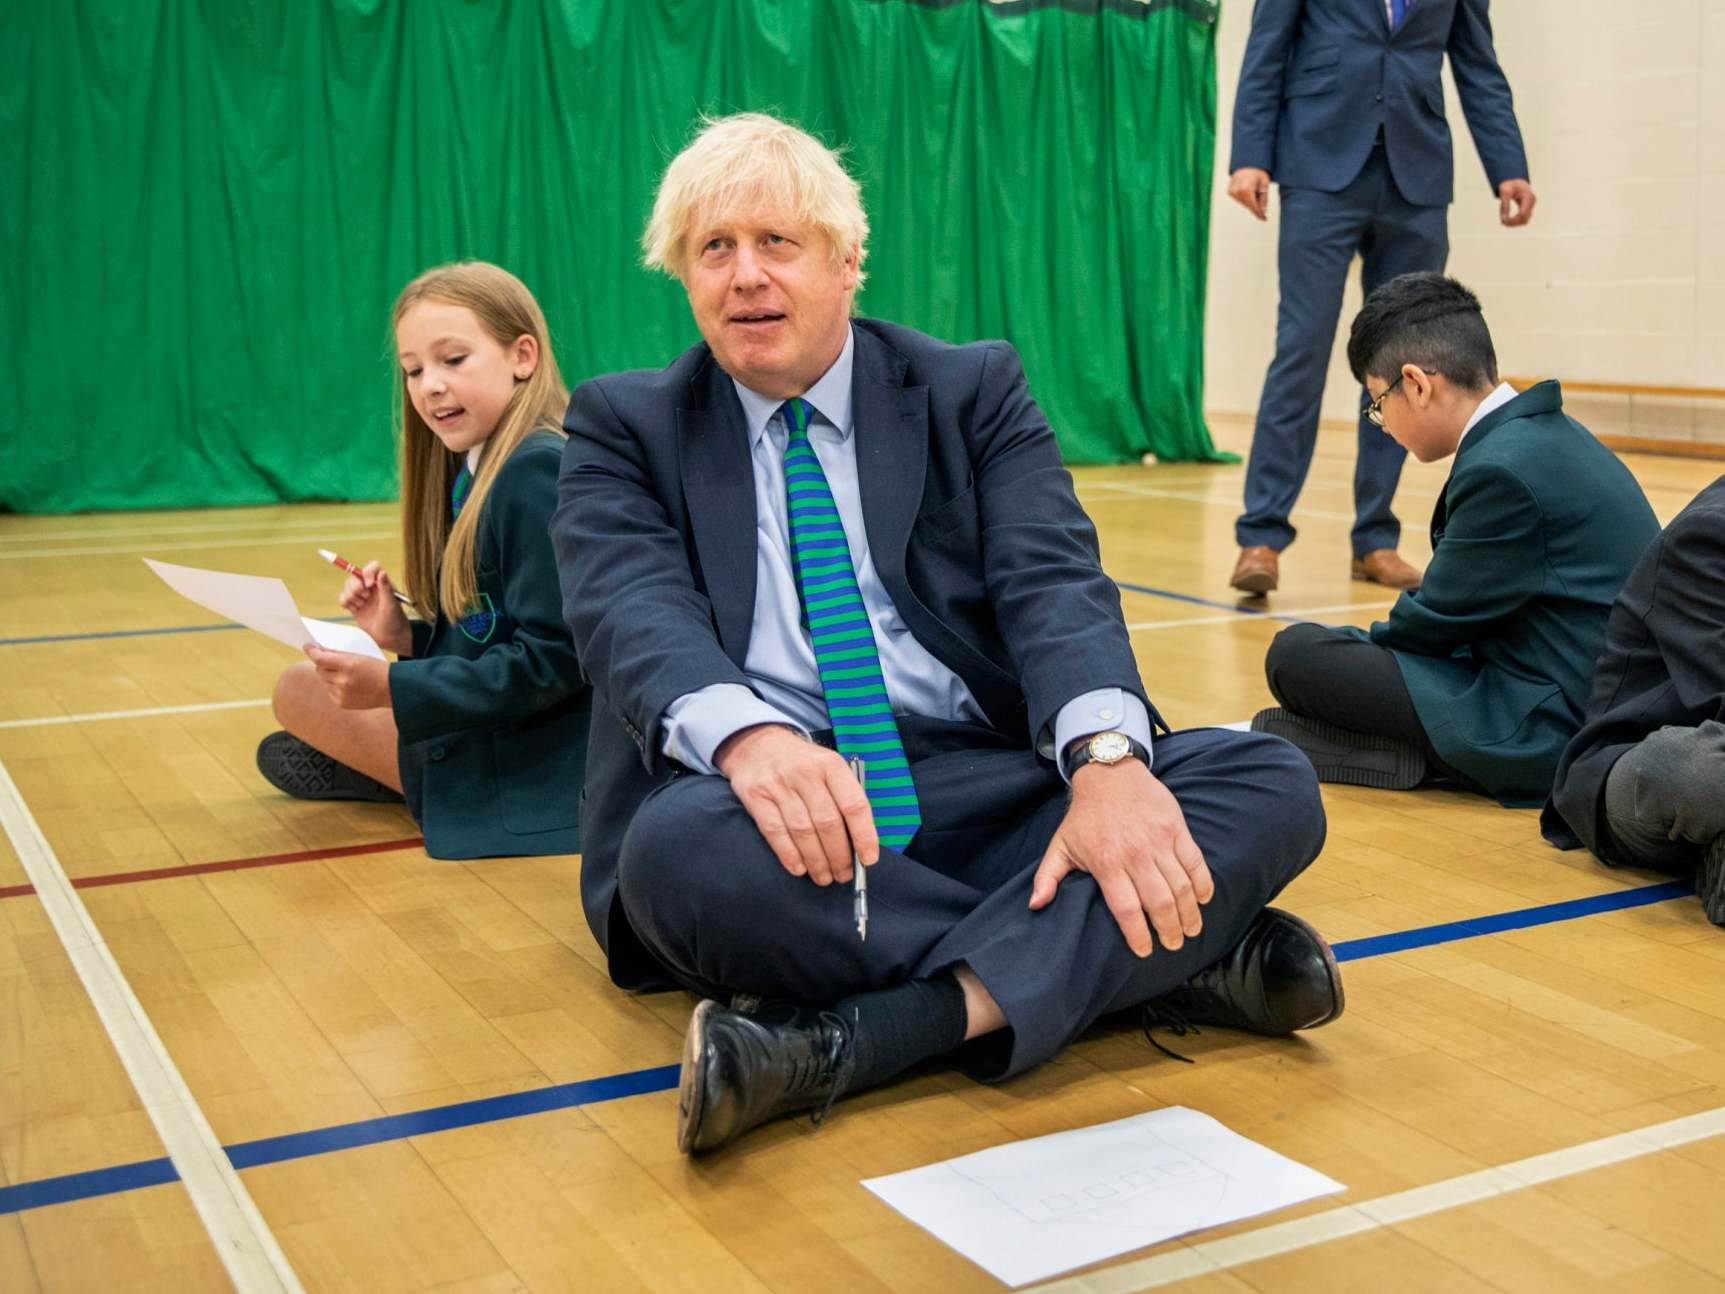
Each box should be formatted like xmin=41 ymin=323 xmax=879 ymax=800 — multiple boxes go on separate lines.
xmin=661 ymin=326 xmax=1153 ymax=777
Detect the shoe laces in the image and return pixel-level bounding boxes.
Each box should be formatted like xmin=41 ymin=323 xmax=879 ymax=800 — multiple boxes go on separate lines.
xmin=805 ymin=1010 xmax=853 ymax=1129
xmin=1138 ymin=1003 xmax=1199 ymax=1064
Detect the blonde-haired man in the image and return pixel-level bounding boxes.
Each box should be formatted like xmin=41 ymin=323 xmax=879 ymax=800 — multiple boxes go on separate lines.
xmin=553 ymin=112 xmax=1341 ymax=1154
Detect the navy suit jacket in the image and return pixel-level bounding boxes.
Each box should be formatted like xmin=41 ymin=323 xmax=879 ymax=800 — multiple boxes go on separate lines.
xmin=552 ymin=319 xmax=1154 ymax=988
xmin=1230 ymin=0 xmax=1529 ymax=206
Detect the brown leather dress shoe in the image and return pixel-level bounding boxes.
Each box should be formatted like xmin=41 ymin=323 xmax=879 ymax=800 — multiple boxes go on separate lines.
xmin=1350 ymin=548 xmax=1422 ymax=590
xmin=1230 ymin=545 xmax=1280 ymax=595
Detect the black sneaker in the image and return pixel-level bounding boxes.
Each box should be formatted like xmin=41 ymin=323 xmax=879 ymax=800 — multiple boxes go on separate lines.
xmin=256 ymin=731 xmax=404 ymax=803
xmin=677 ymin=998 xmax=854 ymax=1154
xmin=1700 ymin=834 xmax=1725 ymax=927
xmin=1251 ymin=707 xmax=1426 ymax=790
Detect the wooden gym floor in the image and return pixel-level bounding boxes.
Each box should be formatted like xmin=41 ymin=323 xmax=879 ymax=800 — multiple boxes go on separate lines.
xmin=2 ymin=420 xmax=1723 ymax=1293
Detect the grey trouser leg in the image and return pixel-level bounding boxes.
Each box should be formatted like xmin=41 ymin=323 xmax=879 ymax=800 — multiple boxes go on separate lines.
xmin=1602 ymin=721 xmax=1725 ymax=870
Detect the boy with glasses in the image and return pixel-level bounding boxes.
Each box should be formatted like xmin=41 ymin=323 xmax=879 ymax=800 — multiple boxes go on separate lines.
xmin=1250 ymin=273 xmax=1658 ymax=807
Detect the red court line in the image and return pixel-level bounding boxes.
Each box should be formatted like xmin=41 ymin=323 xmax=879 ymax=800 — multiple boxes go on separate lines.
xmin=0 ymin=836 xmax=425 ymax=901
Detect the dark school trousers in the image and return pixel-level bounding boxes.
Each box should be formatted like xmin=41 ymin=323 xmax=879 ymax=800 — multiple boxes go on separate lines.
xmin=614 ymin=718 xmax=1326 ymax=1083
xmin=1264 ymin=621 xmax=1482 ymax=792
xmin=1601 ymin=720 xmax=1725 ymax=871
xmin=1237 ymin=143 xmax=1450 ymax=559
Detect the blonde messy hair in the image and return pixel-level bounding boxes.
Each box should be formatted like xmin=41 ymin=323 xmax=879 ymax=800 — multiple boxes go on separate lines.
xmin=392 ymin=261 xmax=568 ymax=624
xmin=643 ymin=112 xmax=870 ymax=285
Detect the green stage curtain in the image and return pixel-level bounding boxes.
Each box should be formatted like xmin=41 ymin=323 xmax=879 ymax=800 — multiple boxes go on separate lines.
xmin=1 ymin=0 xmax=1227 ymax=514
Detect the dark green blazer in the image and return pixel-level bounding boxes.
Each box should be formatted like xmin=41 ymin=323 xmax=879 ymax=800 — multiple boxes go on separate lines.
xmin=1348 ymin=383 xmax=1658 ymax=806
xmin=389 ymin=429 xmax=590 ymax=858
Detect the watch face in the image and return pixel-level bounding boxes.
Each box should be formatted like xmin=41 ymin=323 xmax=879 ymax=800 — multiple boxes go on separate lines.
xmin=1088 ymin=731 xmax=1132 ymax=764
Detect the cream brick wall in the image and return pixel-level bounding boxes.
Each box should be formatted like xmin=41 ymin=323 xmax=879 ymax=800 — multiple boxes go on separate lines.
xmin=1203 ymin=0 xmax=1725 ymax=442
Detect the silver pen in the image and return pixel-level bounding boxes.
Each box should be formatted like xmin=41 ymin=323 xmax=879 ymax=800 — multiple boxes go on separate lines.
xmin=849 ymin=755 xmax=868 ymax=941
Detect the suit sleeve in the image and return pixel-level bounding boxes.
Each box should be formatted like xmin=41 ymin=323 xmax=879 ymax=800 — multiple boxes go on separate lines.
xmin=1646 ymin=509 xmax=1725 ymax=711
xmin=1447 ymin=0 xmax=1530 ymax=192
xmin=968 ymin=343 xmax=1152 ymax=743
xmin=1369 ymin=462 xmax=1545 ymax=659
xmin=553 ymin=378 xmax=753 ymax=774
xmin=391 ymin=440 xmax=586 ymax=742
xmin=407 ymin=618 xmax=434 ymax=659
xmin=1229 ymin=0 xmax=1305 ymax=176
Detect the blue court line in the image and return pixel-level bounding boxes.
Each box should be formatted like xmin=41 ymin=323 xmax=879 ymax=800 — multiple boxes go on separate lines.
xmin=1 ymin=577 xmax=1264 ymax=649
xmin=0 ymin=1156 xmax=179 ymax=1214
xmin=0 ymin=1065 xmax=681 ymax=1217
xmin=1112 ymin=578 xmax=1315 ymax=626
xmin=1 ymin=878 xmax=1702 ymax=1218
xmin=225 ymin=1063 xmax=681 ymax=1169
xmin=0 ymin=622 xmax=249 ymax=647
xmin=1331 ymin=878 xmax=1697 ymax=961
xmin=1 ymin=615 xmax=361 ymax=649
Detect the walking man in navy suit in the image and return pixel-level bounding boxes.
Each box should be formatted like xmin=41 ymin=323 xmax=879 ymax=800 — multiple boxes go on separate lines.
xmin=1227 ymin=0 xmax=1535 ymax=596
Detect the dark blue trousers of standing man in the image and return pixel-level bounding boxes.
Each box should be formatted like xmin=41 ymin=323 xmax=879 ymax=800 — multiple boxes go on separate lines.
xmin=1239 ymin=143 xmax=1447 ymax=560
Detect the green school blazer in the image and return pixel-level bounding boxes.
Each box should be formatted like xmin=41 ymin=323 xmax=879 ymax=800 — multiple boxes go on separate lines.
xmin=1348 ymin=383 xmax=1659 ymax=806
xmin=388 ymin=430 xmax=590 ymax=858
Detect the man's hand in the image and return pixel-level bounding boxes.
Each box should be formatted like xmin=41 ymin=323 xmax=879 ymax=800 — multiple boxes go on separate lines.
xmin=1498 ymin=178 xmax=1536 ymax=227
xmin=304 ymin=644 xmax=392 ymax=710
xmin=714 ymin=724 xmax=879 ymax=886
xmin=1028 ymin=759 xmax=1213 ymax=957
xmin=1228 ymin=167 xmax=1272 ymax=221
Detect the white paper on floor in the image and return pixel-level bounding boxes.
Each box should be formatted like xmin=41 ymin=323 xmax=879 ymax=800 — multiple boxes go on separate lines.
xmin=144 ymin=558 xmax=385 ymax=660
xmin=862 ymin=1106 xmax=1344 ymax=1287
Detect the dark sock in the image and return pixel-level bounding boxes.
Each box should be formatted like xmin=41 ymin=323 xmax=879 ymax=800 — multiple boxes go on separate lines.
xmin=835 ymin=974 xmax=969 ymax=1093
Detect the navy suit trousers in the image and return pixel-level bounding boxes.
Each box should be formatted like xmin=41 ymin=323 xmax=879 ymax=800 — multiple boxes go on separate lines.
xmin=614 ymin=721 xmax=1326 ymax=1083
xmin=1237 ymin=145 xmax=1450 ymax=557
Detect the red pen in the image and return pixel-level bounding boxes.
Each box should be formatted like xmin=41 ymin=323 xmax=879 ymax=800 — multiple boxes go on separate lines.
xmin=319 ymin=548 xmax=413 ymax=604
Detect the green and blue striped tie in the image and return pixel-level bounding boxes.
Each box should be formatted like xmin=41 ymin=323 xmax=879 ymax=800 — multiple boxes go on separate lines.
xmin=450 ymin=463 xmax=473 ymax=518
xmin=780 ymin=397 xmax=922 ymax=850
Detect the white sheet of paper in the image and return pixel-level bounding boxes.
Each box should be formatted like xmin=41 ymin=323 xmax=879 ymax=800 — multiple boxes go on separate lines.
xmin=862 ymin=1106 xmax=1344 ymax=1287
xmin=144 ymin=559 xmax=386 ymax=661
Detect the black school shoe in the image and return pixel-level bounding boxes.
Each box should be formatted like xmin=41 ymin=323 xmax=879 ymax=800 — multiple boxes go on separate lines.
xmin=255 ymin=731 xmax=404 ymax=803
xmin=676 ymin=998 xmax=855 ymax=1155
xmin=1700 ymin=835 xmax=1725 ymax=926
xmin=1251 ymin=707 xmax=1427 ymax=790
xmin=1141 ymin=907 xmax=1345 ymax=1047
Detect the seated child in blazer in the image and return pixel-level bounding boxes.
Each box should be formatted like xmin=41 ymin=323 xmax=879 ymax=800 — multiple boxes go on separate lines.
xmin=1251 ymin=273 xmax=1658 ymax=807
xmin=258 ymin=261 xmax=590 ymax=859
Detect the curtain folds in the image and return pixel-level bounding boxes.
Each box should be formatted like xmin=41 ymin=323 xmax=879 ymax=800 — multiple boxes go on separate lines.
xmin=2 ymin=0 xmax=1226 ymax=514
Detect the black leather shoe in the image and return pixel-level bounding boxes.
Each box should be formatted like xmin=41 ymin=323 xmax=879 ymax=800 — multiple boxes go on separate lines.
xmin=1250 ymin=707 xmax=1426 ymax=790
xmin=1701 ymin=835 xmax=1725 ymax=927
xmin=1142 ymin=907 xmax=1344 ymax=1042
xmin=256 ymin=731 xmax=404 ymax=803
xmin=677 ymin=998 xmax=855 ymax=1154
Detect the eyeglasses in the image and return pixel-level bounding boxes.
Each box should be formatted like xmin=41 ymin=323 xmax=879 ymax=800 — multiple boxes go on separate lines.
xmin=1365 ymin=368 xmax=1436 ymax=427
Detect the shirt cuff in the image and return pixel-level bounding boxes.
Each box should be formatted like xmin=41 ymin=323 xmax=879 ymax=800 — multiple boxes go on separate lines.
xmin=661 ymin=683 xmax=807 ymax=776
xmin=1045 ymin=689 xmax=1155 ymax=781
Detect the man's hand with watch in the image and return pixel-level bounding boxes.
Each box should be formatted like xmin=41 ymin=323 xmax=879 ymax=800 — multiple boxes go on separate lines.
xmin=1065 ymin=729 xmax=1150 ymax=776
xmin=1029 ymin=728 xmax=1214 ymax=958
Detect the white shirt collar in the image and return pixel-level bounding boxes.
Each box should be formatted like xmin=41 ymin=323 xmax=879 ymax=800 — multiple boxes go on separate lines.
xmin=1459 ymin=382 xmax=1519 ymax=447
xmin=731 ymin=325 xmax=856 ymax=449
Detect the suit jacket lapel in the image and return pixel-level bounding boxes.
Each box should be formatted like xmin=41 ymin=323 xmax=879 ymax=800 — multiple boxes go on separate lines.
xmin=677 ymin=364 xmax=757 ymax=666
xmin=850 ymin=327 xmax=927 ymax=600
